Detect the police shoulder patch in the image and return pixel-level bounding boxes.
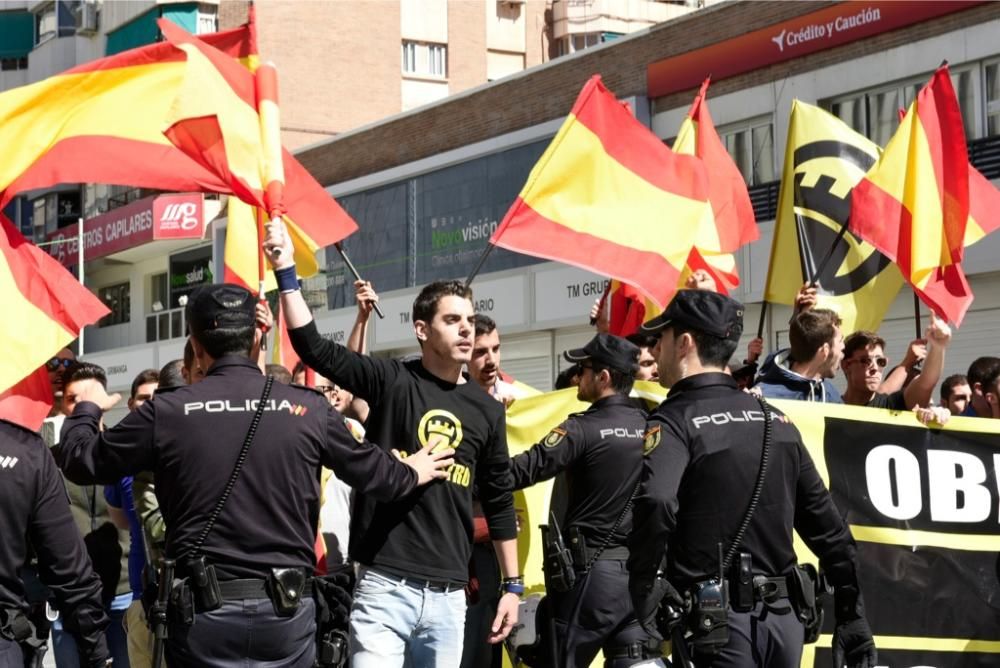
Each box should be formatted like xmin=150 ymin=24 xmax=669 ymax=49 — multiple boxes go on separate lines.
xmin=543 ymin=427 xmax=567 ymax=448
xmin=642 ymin=426 xmax=662 ymax=456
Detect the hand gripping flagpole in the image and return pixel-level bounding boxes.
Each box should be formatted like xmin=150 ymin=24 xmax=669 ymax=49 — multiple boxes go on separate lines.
xmin=256 ymin=61 xmax=285 ymax=349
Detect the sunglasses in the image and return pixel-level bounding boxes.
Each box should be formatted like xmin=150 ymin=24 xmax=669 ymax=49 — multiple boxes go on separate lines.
xmin=47 ymin=358 xmax=74 ymax=371
xmin=849 ymin=356 xmax=887 ymax=368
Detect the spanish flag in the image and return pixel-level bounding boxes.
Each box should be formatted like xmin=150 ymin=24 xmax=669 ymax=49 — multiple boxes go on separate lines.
xmin=0 ymin=215 xmax=108 ymax=427
xmin=159 ymin=20 xmax=340 ymax=290
xmin=672 ymin=78 xmax=758 ymax=293
xmin=606 ymin=280 xmax=660 ymax=337
xmin=764 ymin=101 xmax=904 ymax=334
xmin=491 ymin=76 xmax=711 ymax=309
xmin=850 ymin=65 xmax=972 ymax=326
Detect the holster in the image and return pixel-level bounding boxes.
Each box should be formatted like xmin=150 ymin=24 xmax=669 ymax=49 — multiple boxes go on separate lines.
xmin=0 ymin=607 xmax=47 ymax=668
xmin=183 ymin=555 xmax=221 ymax=613
xmin=540 ymin=522 xmax=575 ymax=594
xmin=168 ymin=579 xmax=195 ymax=628
xmin=567 ymin=526 xmax=587 ymax=567
xmin=789 ymin=564 xmax=826 ymax=644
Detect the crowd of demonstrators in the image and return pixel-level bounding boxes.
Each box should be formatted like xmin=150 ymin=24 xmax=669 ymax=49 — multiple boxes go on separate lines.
xmin=756 ymin=308 xmax=845 ymax=402
xmin=966 ymin=356 xmax=1000 ymax=418
xmin=940 ymin=373 xmax=971 ymax=415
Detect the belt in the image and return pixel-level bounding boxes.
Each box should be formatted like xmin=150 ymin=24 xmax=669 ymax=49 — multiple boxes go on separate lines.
xmin=216 ymin=578 xmax=314 ymax=601
xmin=581 ymin=545 xmax=630 ymax=562
xmin=373 ymin=571 xmax=464 ymax=594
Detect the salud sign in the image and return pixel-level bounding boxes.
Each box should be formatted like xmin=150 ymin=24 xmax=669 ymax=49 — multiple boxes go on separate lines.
xmin=46 ymin=193 xmax=205 ymax=268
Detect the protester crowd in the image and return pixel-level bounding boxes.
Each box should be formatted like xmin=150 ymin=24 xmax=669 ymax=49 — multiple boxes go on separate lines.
xmin=3 ymin=238 xmax=997 ymax=668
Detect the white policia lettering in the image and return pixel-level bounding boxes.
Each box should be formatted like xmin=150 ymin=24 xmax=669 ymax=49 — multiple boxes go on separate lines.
xmin=691 ymin=410 xmax=766 ymax=429
xmin=184 ymin=398 xmax=302 ymax=415
xmin=598 ymin=427 xmax=645 ymax=439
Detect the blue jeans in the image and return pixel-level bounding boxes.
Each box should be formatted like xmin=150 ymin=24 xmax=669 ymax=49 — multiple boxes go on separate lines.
xmin=53 ymin=593 xmax=130 ymax=667
xmin=350 ymin=567 xmax=467 ymax=668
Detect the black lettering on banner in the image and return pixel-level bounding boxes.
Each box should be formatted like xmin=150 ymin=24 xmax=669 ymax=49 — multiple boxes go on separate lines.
xmin=822 ymin=417 xmax=1000 ymax=646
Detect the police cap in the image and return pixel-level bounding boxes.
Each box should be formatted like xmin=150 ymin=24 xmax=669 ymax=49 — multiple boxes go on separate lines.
xmin=640 ymin=289 xmax=744 ymax=342
xmin=563 ymin=333 xmax=639 ymax=374
xmin=186 ymin=284 xmax=256 ymax=335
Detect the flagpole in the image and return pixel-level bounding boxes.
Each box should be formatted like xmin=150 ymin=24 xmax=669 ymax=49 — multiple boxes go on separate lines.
xmin=255 ymin=206 xmax=268 ymax=350
xmin=913 ymin=291 xmax=922 ymax=339
xmin=756 ymin=301 xmax=767 ymax=340
xmin=464 ymin=242 xmax=495 ymax=288
xmin=78 ymin=216 xmax=85 ymax=355
xmin=334 ymin=242 xmax=384 ymax=319
xmin=808 ymin=219 xmax=851 ymax=287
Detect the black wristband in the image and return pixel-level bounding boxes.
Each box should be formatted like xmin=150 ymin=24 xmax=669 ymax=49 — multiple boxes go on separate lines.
xmin=274 ymin=265 xmax=299 ymax=293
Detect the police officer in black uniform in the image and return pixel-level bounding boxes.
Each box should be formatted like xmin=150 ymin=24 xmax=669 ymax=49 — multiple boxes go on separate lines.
xmin=510 ymin=333 xmax=662 ymax=667
xmin=628 ymin=290 xmax=877 ymax=668
xmin=0 ymin=417 xmax=110 ymax=668
xmin=52 ymin=284 xmax=454 ymax=668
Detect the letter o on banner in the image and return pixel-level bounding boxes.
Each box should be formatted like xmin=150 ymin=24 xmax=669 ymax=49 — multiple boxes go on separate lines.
xmin=866 ymin=445 xmax=922 ymax=520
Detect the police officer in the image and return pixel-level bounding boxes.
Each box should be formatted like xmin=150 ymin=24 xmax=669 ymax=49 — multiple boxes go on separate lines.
xmin=53 ymin=284 xmax=454 ymax=668
xmin=0 ymin=417 xmax=110 ymax=667
xmin=627 ymin=290 xmax=877 ymax=668
xmin=510 ymin=333 xmax=662 ymax=667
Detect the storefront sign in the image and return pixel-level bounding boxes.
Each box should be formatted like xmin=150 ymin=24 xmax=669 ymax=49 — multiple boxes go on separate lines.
xmin=533 ymin=265 xmax=609 ymax=325
xmin=647 ymin=1 xmax=987 ymax=98
xmin=82 ymin=346 xmax=157 ymax=392
xmin=168 ymin=245 xmax=213 ymax=308
xmin=46 ymin=193 xmax=205 ymax=268
xmin=312 ymin=308 xmax=360 ymax=349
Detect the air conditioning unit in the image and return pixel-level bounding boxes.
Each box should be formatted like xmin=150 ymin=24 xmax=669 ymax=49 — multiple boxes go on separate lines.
xmin=78 ymin=2 xmax=99 ymax=34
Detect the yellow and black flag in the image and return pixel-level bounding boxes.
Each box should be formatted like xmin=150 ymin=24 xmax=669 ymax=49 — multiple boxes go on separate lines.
xmin=765 ymin=100 xmax=904 ymax=334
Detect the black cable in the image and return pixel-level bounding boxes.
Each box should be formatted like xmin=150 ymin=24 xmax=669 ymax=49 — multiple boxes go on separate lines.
xmin=722 ymin=395 xmax=772 ymax=572
xmin=189 ymin=375 xmax=274 ymax=557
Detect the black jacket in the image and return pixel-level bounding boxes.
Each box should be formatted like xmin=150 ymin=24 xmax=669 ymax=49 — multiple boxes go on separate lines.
xmin=0 ymin=419 xmax=108 ymax=664
xmin=510 ymin=394 xmax=645 ymax=549
xmin=628 ymin=373 xmax=859 ymax=590
xmin=55 ymin=356 xmax=418 ymax=580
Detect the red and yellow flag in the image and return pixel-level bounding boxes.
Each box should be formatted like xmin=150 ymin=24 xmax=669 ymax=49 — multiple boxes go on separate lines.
xmin=850 ymin=65 xmax=972 ymax=325
xmin=159 ymin=19 xmax=346 ymax=291
xmin=491 ymin=75 xmax=711 ymax=310
xmin=606 ymin=280 xmax=660 ymax=337
xmin=672 ymin=78 xmax=758 ymax=293
xmin=0 ymin=214 xmax=108 ymax=426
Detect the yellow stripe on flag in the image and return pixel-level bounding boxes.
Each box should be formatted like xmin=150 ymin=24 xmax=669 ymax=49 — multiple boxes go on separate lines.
xmin=520 ymin=113 xmax=706 ymax=268
xmin=850 ymin=525 xmax=1000 ymax=552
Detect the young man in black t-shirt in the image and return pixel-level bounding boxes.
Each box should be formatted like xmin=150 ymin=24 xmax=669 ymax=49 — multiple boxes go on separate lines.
xmin=264 ymin=224 xmax=521 ymax=666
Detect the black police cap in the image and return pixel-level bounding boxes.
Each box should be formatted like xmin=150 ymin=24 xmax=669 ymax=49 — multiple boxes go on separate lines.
xmin=563 ymin=333 xmax=640 ymax=374
xmin=185 ymin=284 xmax=256 ymax=334
xmin=640 ymin=289 xmax=744 ymax=342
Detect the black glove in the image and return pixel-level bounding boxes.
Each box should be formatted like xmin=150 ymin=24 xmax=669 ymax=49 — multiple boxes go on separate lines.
xmin=832 ymin=585 xmax=876 ymax=668
xmin=630 ymin=571 xmax=684 ymax=637
xmin=314 ymin=569 xmax=355 ymax=629
xmin=832 ymin=617 xmax=876 ymax=668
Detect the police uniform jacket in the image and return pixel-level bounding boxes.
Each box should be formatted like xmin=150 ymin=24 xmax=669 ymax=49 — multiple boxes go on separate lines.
xmin=628 ymin=373 xmax=859 ymax=591
xmin=0 ymin=419 xmax=109 ymax=661
xmin=55 ymin=356 xmax=419 ymax=581
xmin=510 ymin=394 xmax=646 ymax=550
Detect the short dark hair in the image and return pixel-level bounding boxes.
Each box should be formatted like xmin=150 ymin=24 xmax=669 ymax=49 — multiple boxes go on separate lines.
xmin=843 ymin=331 xmax=885 ymax=361
xmin=63 ymin=362 xmax=107 ymax=390
xmin=590 ymin=363 xmax=635 ymax=396
xmin=130 ymin=369 xmax=159 ymax=399
xmin=266 ymin=364 xmax=292 ymax=384
xmin=667 ymin=325 xmax=738 ymax=369
xmin=158 ymin=359 xmax=186 ymax=389
xmin=412 ymin=280 xmax=472 ymax=324
xmin=967 ymin=357 xmax=1000 ymax=391
xmin=625 ymin=332 xmax=658 ymax=350
xmin=940 ymin=373 xmax=969 ymax=402
xmin=789 ymin=309 xmax=841 ymax=362
xmin=474 ymin=314 xmax=497 ymax=338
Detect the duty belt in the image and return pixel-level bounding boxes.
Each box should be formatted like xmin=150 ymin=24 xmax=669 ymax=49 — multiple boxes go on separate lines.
xmin=216 ymin=578 xmax=314 ymax=601
xmin=751 ymin=575 xmax=789 ymax=603
xmin=584 ymin=545 xmax=630 ymax=562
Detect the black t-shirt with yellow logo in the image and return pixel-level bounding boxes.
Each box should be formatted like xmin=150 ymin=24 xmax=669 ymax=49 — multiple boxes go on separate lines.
xmin=290 ymin=321 xmax=516 ymax=583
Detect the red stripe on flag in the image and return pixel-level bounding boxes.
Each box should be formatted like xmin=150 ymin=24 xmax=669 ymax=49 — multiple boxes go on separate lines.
xmin=1 ymin=215 xmax=108 ymax=335
xmin=969 ymin=166 xmax=1000 ymax=237
xmin=0 ymin=367 xmax=53 ymax=432
xmin=493 ymin=199 xmax=680 ymax=306
xmin=571 ymin=77 xmax=708 ymax=202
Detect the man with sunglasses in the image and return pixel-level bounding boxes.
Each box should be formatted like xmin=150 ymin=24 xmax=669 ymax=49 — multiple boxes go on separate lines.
xmin=840 ymin=316 xmax=951 ymax=410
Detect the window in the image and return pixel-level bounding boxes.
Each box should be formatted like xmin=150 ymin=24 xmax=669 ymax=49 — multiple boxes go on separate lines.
xmin=402 ymin=41 xmax=416 ymax=74
xmin=196 ymin=9 xmax=218 ymax=34
xmin=719 ymin=118 xmax=775 ymax=185
xmin=150 ymin=272 xmax=168 ymax=312
xmin=34 ymin=3 xmax=56 ymax=45
xmin=1 ymin=57 xmax=28 ymax=71
xmin=428 ymin=44 xmax=446 ymax=77
xmin=986 ymin=61 xmax=1000 ymax=137
xmin=826 ymin=67 xmax=978 ymax=145
xmin=571 ymin=33 xmax=600 ymax=52
xmin=99 ymin=282 xmax=130 ymax=327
